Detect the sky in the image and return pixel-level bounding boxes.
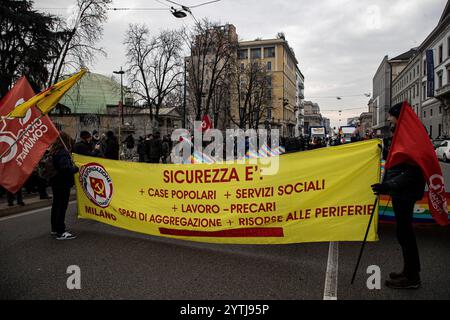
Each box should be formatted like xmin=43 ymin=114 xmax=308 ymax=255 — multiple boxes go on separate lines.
xmin=35 ymin=0 xmax=448 ymax=128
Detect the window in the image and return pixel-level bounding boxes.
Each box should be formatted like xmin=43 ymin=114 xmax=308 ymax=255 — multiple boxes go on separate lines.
xmin=440 ymin=106 xmax=442 ymax=114
xmin=264 ymin=47 xmax=275 ymax=58
xmin=439 ymin=45 xmax=443 ymax=63
xmin=424 ymin=60 xmax=427 ymax=76
xmin=413 ymin=86 xmax=415 ymax=97
xmin=240 ymin=63 xmax=245 ymax=72
xmin=250 ymin=48 xmax=261 ymax=59
xmin=238 ymin=49 xmax=248 ymax=60
xmin=424 ymin=110 xmax=426 ymax=118
xmin=431 ymin=108 xmax=433 ymax=117
xmin=423 ymin=83 xmax=426 ymax=100
xmin=448 ymin=37 xmax=450 ymax=57
xmin=438 ymin=71 xmax=443 ymax=89
xmin=267 ymin=61 xmax=272 ymax=71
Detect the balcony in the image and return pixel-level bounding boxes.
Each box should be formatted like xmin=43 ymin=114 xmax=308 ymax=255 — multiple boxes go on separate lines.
xmin=436 ymin=83 xmax=450 ymax=99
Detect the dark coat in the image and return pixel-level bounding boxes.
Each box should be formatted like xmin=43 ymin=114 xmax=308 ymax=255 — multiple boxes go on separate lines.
xmin=73 ymin=140 xmax=103 ymax=157
xmin=104 ymin=137 xmax=119 ymax=160
xmin=383 ymin=164 xmax=425 ymax=201
xmin=50 ymin=149 xmax=79 ymax=187
xmin=146 ymin=138 xmax=163 ymax=160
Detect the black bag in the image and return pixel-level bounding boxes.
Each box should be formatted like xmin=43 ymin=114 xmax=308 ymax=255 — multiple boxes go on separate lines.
xmin=38 ymin=153 xmax=57 ymax=181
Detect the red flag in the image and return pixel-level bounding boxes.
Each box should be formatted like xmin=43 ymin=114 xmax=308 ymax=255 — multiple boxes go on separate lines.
xmin=198 ymin=114 xmax=212 ymax=132
xmin=385 ymin=101 xmax=449 ymax=226
xmin=0 ymin=77 xmax=59 ymax=193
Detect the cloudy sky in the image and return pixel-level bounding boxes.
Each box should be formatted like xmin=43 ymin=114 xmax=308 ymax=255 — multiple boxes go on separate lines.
xmin=36 ymin=0 xmax=447 ymax=128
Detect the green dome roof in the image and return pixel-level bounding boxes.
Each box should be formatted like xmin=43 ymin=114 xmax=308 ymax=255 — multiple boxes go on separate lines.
xmin=59 ymin=72 xmax=122 ymax=114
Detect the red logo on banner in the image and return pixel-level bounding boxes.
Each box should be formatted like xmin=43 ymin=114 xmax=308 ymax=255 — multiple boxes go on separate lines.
xmin=90 ymin=177 xmax=107 ymax=198
xmin=0 ymin=78 xmax=59 ymax=193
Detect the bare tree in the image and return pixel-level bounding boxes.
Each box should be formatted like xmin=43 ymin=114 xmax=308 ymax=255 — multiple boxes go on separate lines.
xmin=125 ymin=25 xmax=183 ymax=128
xmin=47 ymin=0 xmax=111 ymax=85
xmin=183 ymin=20 xmax=238 ymax=124
xmin=229 ymin=61 xmax=272 ymax=130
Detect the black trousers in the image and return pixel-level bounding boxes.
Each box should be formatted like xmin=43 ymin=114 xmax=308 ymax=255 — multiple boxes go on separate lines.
xmin=51 ymin=184 xmax=71 ymax=234
xmin=7 ymin=190 xmax=23 ymax=205
xmin=392 ymin=197 xmax=421 ymax=279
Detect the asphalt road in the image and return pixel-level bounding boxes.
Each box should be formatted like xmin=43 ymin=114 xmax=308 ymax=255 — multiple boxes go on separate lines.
xmin=0 ymin=202 xmax=449 ymax=300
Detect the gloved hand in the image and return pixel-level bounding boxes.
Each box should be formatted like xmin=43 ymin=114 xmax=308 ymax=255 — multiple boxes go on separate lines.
xmin=371 ymin=183 xmax=389 ymax=195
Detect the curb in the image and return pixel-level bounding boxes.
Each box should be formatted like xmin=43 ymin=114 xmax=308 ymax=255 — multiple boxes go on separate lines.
xmin=0 ymin=194 xmax=77 ymax=219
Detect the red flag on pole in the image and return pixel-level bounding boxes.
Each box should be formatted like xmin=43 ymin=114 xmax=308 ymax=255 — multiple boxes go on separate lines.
xmin=198 ymin=114 xmax=212 ymax=133
xmin=0 ymin=77 xmax=59 ymax=193
xmin=385 ymin=101 xmax=449 ymax=226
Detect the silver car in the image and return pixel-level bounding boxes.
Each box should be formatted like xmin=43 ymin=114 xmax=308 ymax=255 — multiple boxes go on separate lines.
xmin=435 ymin=140 xmax=450 ymax=162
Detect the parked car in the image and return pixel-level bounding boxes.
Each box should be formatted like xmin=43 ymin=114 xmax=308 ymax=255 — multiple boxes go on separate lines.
xmin=433 ymin=137 xmax=446 ymax=149
xmin=435 ymin=140 xmax=450 ymax=162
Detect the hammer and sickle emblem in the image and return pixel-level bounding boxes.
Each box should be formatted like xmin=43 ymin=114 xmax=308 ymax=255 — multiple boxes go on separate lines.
xmin=89 ymin=177 xmax=106 ymax=198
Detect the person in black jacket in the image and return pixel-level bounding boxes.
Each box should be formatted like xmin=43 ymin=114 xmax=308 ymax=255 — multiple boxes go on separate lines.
xmin=146 ymin=131 xmax=162 ymax=163
xmin=49 ymin=132 xmax=79 ymax=240
xmin=104 ymin=131 xmax=119 ymax=160
xmin=137 ymin=136 xmax=146 ymax=162
xmin=73 ymin=130 xmax=103 ymax=157
xmin=371 ymin=102 xmax=425 ymax=289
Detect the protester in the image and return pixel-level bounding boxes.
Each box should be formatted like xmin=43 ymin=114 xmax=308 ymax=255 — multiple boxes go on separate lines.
xmin=6 ymin=190 xmax=24 ymax=206
xmin=124 ymin=134 xmax=135 ymax=150
xmin=146 ymin=132 xmax=162 ymax=163
xmin=161 ymin=135 xmax=170 ymax=163
xmin=371 ymin=102 xmax=425 ymax=289
xmin=137 ymin=136 xmax=146 ymax=162
xmin=73 ymin=130 xmax=103 ymax=157
xmin=92 ymin=130 xmax=100 ymax=145
xmin=104 ymin=130 xmax=119 ymax=160
xmin=49 ymin=132 xmax=79 ymax=240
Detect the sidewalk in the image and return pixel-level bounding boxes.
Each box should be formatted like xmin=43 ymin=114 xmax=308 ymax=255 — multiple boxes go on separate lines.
xmin=0 ymin=189 xmax=77 ymax=218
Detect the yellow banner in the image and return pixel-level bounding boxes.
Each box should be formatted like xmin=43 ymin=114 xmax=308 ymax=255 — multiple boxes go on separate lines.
xmin=74 ymin=139 xmax=380 ymax=244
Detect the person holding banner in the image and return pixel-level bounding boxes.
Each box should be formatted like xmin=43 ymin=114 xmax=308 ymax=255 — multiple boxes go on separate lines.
xmin=73 ymin=131 xmax=103 ymax=158
xmin=49 ymin=132 xmax=79 ymax=240
xmin=371 ymin=102 xmax=425 ymax=289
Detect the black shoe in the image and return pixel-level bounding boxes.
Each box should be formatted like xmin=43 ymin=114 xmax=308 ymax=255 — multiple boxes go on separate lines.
xmin=18 ymin=202 xmax=25 ymax=206
xmin=7 ymin=203 xmax=14 ymax=206
xmin=385 ymin=277 xmax=421 ymax=289
xmin=389 ymin=271 xmax=406 ymax=280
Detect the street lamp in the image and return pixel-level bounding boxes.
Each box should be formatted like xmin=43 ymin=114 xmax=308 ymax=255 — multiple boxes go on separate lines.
xmin=171 ymin=7 xmax=187 ymax=18
xmin=113 ymin=67 xmax=125 ymax=160
xmin=113 ymin=67 xmax=125 ymax=125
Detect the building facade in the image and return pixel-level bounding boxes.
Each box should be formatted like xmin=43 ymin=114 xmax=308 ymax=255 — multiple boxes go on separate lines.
xmin=235 ymin=37 xmax=299 ymax=137
xmin=420 ymin=3 xmax=450 ymax=139
xmin=295 ymin=66 xmax=305 ymax=136
xmin=378 ymin=1 xmax=450 ymax=139
xmin=303 ymin=101 xmax=323 ymax=135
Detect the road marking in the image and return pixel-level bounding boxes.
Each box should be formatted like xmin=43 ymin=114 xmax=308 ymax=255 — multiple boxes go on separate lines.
xmin=0 ymin=201 xmax=77 ymax=222
xmin=323 ymin=241 xmax=339 ymax=300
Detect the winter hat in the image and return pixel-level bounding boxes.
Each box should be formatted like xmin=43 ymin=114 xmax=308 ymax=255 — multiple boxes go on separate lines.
xmin=80 ymin=131 xmax=91 ymax=139
xmin=388 ymin=102 xmax=403 ymax=119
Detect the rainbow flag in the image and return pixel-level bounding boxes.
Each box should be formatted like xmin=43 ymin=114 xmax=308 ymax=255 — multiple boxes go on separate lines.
xmin=379 ymin=192 xmax=450 ymax=223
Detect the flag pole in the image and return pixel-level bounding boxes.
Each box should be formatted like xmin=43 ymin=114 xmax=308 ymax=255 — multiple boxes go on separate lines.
xmin=351 ymin=196 xmax=379 ymax=284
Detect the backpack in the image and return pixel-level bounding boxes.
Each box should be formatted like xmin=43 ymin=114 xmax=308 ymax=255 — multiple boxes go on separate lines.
xmin=38 ymin=153 xmax=58 ymax=181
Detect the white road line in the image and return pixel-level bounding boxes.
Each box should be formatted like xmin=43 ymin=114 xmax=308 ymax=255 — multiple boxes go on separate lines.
xmin=0 ymin=201 xmax=77 ymax=222
xmin=323 ymin=241 xmax=339 ymax=300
